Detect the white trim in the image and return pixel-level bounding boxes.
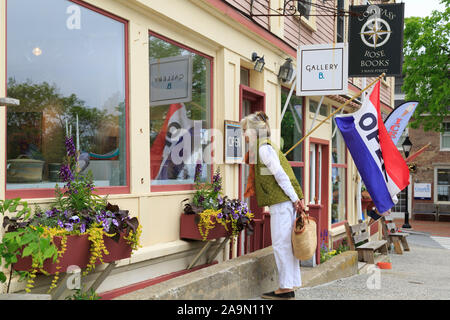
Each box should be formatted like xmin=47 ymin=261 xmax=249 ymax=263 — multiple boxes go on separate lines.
xmin=439 ymin=122 xmax=450 ymax=151
xmin=434 ymin=166 xmax=450 ymax=204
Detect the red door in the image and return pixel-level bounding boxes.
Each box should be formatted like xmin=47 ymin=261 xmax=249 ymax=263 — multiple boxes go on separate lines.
xmin=237 ymin=84 xmax=269 ymax=255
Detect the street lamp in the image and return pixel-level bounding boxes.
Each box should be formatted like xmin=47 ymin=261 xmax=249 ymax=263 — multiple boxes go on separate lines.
xmin=402 ymin=136 xmax=412 ymax=229
xmin=251 ymin=52 xmax=265 ymax=72
xmin=278 ymin=58 xmax=294 ymax=82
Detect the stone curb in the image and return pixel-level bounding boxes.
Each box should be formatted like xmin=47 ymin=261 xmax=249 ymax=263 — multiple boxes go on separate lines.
xmin=115 ymin=247 xmax=359 ymax=300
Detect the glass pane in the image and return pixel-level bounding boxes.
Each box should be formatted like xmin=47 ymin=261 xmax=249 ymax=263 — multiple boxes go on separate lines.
xmin=309 ymin=100 xmax=328 ymax=117
xmin=281 ymin=88 xmax=303 ymax=161
xmin=437 ymin=169 xmax=450 ymax=185
xmin=149 ymin=35 xmax=211 ymax=185
xmin=292 ymin=166 xmax=303 ymax=189
xmin=442 ymin=136 xmax=450 ymax=149
xmin=332 ymin=120 xmax=346 ymax=164
xmin=240 ymin=68 xmax=249 ymax=86
xmin=7 ymin=0 xmax=127 ymax=189
xmin=331 ymin=167 xmax=346 ymax=224
xmin=392 ymin=188 xmax=407 ymax=213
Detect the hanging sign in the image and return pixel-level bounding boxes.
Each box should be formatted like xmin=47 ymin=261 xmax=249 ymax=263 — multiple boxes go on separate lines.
xmin=348 ymin=3 xmax=405 ymax=77
xmin=150 ymin=55 xmax=193 ymax=106
xmin=224 ymin=121 xmax=243 ymax=163
xmin=296 ymin=43 xmax=348 ymax=96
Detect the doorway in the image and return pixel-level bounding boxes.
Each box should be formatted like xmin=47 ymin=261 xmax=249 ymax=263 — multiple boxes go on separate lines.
xmin=238 ymin=84 xmax=268 ymax=255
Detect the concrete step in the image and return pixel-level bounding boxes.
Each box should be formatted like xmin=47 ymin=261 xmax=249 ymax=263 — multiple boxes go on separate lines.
xmin=115 ymin=247 xmax=358 ymax=300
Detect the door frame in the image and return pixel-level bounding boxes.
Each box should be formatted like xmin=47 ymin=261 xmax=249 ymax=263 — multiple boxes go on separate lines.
xmin=308 ymin=137 xmax=330 ymax=238
xmin=238 ymin=84 xmax=267 ymax=254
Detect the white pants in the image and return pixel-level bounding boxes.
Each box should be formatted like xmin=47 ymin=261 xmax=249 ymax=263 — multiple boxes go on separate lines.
xmin=269 ymin=200 xmax=302 ymax=289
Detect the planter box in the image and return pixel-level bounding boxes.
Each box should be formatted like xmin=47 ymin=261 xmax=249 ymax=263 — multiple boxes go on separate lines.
xmin=102 ymin=232 xmax=132 ymax=263
xmin=13 ymin=232 xmax=133 ymax=274
xmin=180 ymin=213 xmax=231 ymax=241
xmin=13 ymin=234 xmax=91 ymax=275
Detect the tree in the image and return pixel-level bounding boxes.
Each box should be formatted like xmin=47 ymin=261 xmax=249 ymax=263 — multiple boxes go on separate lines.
xmin=402 ymin=0 xmax=450 ymax=131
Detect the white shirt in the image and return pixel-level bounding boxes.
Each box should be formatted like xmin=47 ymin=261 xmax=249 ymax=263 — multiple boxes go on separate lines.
xmin=258 ymin=144 xmax=299 ymax=203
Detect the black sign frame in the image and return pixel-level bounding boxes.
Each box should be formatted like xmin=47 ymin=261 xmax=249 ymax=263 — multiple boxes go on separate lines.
xmin=348 ymin=3 xmax=405 ymax=77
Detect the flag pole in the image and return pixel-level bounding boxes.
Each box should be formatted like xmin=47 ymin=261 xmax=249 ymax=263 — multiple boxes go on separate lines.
xmin=284 ymin=73 xmax=386 ymax=157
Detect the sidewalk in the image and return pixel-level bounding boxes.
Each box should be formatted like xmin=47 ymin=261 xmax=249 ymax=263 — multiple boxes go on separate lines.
xmin=394 ymin=218 xmax=450 ymax=237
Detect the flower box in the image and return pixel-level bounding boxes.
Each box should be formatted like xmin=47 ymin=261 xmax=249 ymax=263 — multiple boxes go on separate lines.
xmin=102 ymin=232 xmax=133 ymax=263
xmin=179 ymin=213 xmax=231 ymax=241
xmin=13 ymin=234 xmax=91 ymax=275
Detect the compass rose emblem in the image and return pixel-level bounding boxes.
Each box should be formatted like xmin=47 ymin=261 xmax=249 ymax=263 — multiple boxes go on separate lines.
xmin=359 ymin=18 xmax=392 ymax=48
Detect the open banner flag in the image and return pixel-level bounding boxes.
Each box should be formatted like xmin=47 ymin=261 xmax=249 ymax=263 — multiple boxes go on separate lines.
xmin=335 ymin=81 xmax=410 ymax=213
xmin=384 ymin=101 xmax=418 ymax=146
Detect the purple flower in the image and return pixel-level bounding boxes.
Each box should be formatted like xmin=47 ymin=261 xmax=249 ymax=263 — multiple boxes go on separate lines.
xmin=80 ymin=223 xmax=86 ymax=234
xmin=112 ymin=219 xmax=119 ymax=227
xmin=65 ymin=223 xmax=74 ymax=232
xmin=57 ymin=220 xmax=64 ymax=228
xmin=198 ymin=195 xmax=205 ymax=203
xmin=69 ymin=215 xmax=80 ymax=224
xmin=65 ymin=136 xmax=76 ymax=157
xmin=194 ymin=163 xmax=202 ymax=181
xmin=218 ymin=195 xmax=223 ymax=205
xmin=59 ymin=164 xmax=74 ymax=182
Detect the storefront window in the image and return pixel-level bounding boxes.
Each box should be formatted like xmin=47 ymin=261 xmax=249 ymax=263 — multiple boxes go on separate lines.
xmin=437 ymin=168 xmax=450 ymax=201
xmin=281 ymin=88 xmax=304 ymax=186
xmin=149 ymin=34 xmax=212 ymax=187
xmin=6 ymin=0 xmax=128 ymax=194
xmin=331 ymin=117 xmax=347 ymax=224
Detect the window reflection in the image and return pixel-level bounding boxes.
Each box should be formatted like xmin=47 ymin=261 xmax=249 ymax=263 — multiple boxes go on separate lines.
xmin=6 ymin=0 xmax=127 ymax=190
xmin=149 ymin=35 xmax=212 ymax=186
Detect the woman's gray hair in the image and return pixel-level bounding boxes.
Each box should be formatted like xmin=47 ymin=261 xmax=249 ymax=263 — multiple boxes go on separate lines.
xmin=240 ymin=111 xmax=271 ymax=137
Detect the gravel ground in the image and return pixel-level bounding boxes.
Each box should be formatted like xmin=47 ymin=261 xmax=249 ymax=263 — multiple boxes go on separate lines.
xmin=294 ymin=234 xmax=450 ymax=300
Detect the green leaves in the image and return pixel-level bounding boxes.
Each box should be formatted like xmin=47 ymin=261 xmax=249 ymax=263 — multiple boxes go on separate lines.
xmin=402 ymin=1 xmax=450 ymax=131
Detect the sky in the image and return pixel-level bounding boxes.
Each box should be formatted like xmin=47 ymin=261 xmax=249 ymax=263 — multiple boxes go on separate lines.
xmin=403 ymin=0 xmax=447 ymax=18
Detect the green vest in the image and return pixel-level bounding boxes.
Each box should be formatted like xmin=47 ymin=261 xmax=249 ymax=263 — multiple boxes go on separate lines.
xmin=254 ymin=139 xmax=304 ymax=207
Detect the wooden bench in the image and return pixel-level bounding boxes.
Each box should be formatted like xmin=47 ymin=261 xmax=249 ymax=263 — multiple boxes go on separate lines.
xmin=344 ymin=221 xmax=388 ymax=264
xmin=412 ymin=203 xmax=437 ymax=221
xmin=381 ymin=215 xmax=410 ymax=254
xmin=437 ymin=204 xmax=450 ymax=221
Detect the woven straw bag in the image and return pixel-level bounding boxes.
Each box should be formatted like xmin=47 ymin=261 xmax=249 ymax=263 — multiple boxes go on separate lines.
xmin=291 ymin=210 xmax=317 ymax=261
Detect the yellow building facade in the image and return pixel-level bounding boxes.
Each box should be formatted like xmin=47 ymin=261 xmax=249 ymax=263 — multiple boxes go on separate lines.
xmin=0 ymin=0 xmax=395 ymax=294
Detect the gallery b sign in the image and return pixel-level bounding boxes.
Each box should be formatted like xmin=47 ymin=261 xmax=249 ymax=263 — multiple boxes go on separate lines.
xmin=297 ymin=43 xmax=348 ymax=96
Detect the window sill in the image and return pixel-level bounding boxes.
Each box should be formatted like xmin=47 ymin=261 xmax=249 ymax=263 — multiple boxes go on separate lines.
xmin=6 ymin=185 xmax=130 ymax=201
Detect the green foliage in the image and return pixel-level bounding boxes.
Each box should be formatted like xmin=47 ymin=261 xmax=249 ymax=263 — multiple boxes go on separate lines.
xmin=0 ymin=198 xmax=34 ymax=283
xmin=65 ymin=286 xmax=101 ymax=300
xmin=402 ymin=0 xmax=450 ymax=131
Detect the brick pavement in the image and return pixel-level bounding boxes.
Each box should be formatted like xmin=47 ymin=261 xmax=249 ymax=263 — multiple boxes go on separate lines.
xmin=394 ymin=217 xmax=450 ymax=237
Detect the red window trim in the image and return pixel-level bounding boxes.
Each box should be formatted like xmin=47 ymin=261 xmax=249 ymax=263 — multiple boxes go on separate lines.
xmin=149 ymin=30 xmax=214 ymax=192
xmin=4 ymin=0 xmax=130 ymax=199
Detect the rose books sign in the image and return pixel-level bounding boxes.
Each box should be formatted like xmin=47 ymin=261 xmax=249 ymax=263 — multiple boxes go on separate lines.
xmin=348 ymin=3 xmax=405 ymax=77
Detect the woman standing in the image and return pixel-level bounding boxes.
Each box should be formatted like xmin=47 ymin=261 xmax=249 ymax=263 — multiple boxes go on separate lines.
xmin=241 ymin=111 xmax=305 ymax=300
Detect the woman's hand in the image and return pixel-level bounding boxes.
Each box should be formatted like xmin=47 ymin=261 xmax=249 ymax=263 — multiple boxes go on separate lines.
xmin=293 ymin=199 xmax=305 ymax=213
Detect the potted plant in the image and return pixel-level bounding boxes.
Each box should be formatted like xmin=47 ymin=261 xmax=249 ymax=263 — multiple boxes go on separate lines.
xmin=0 ymin=135 xmax=141 ymax=294
xmin=180 ymin=166 xmax=253 ymax=241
